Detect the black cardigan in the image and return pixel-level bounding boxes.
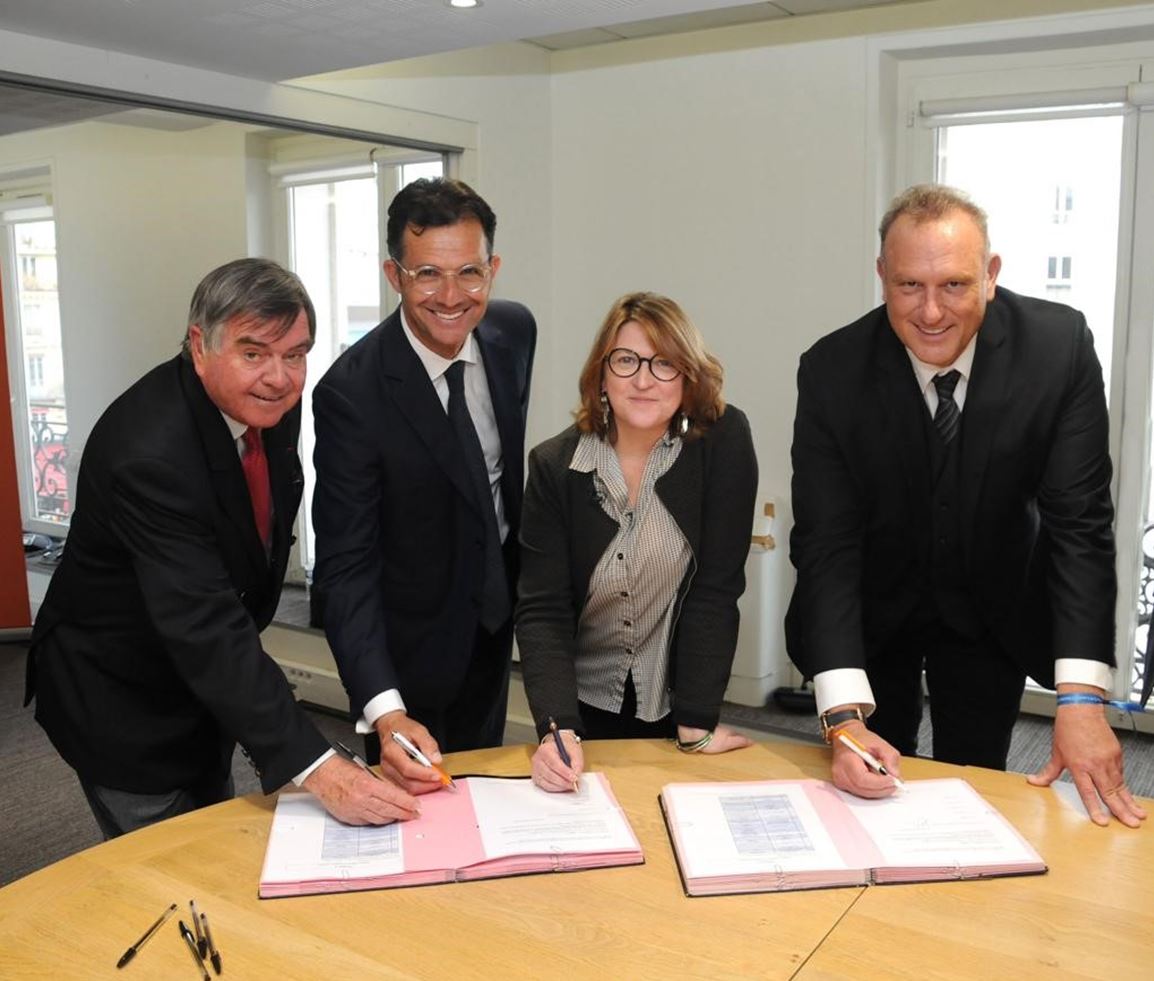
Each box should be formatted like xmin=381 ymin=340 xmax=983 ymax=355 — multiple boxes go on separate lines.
xmin=515 ymin=404 xmax=758 ymax=738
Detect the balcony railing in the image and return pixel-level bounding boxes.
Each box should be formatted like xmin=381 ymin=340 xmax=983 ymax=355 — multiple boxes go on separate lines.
xmin=29 ymin=404 xmax=69 ymax=524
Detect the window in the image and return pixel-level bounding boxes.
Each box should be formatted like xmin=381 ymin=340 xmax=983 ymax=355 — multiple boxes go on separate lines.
xmin=2 ymin=177 xmax=71 ymax=532
xmin=272 ymin=144 xmax=445 ymax=577
xmin=1053 ymin=184 xmax=1074 ymax=224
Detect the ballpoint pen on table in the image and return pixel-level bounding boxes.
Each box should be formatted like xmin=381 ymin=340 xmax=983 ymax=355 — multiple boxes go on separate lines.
xmin=179 ymin=920 xmax=211 ymax=981
xmin=548 ymin=716 xmax=580 ymax=793
xmin=390 ymin=730 xmax=456 ymax=790
xmin=115 ymin=902 xmax=177 ymax=968
xmin=190 ymin=899 xmax=206 ymax=958
xmin=200 ymin=911 xmax=222 ymax=975
xmin=335 ymin=740 xmax=386 ymax=781
xmin=837 ymin=731 xmax=905 ymax=789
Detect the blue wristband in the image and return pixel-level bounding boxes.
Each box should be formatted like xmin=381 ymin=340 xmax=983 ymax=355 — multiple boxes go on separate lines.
xmin=1056 ymin=693 xmax=1145 ymax=713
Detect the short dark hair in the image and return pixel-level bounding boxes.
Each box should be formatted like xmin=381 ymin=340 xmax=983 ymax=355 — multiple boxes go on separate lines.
xmin=182 ymin=258 xmax=315 ymax=358
xmin=386 ymin=178 xmax=497 ymax=262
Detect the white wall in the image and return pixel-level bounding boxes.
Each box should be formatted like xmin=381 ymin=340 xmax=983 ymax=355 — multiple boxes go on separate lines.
xmin=0 ymin=120 xmax=251 ymax=453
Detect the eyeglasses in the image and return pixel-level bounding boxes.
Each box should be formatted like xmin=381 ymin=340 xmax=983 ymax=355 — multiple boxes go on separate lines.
xmin=393 ymin=260 xmax=492 ymax=295
xmin=604 ymin=348 xmax=682 ymax=382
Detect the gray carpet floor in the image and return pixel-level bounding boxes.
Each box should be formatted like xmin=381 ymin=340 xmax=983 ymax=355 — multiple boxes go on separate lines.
xmin=4 ymin=639 xmax=1152 ymax=887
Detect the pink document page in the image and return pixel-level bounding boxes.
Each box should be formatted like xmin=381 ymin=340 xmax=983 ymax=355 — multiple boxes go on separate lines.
xmin=260 ymin=773 xmax=642 ymax=898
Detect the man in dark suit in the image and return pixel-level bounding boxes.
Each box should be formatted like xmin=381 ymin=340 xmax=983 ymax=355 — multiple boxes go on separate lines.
xmin=787 ymin=184 xmax=1145 ymax=828
xmin=25 ymin=258 xmax=419 ymax=837
xmin=312 ymin=178 xmax=536 ymax=783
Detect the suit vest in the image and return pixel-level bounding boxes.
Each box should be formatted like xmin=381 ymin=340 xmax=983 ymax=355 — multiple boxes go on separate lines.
xmin=919 ymin=409 xmax=983 ymax=638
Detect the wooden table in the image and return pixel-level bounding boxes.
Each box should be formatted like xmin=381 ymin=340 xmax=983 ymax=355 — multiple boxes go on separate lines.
xmin=0 ymin=739 xmax=1150 ymax=980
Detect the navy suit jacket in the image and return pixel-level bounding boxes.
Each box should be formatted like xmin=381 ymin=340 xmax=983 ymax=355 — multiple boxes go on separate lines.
xmin=26 ymin=356 xmax=327 ymax=794
xmin=785 ymin=288 xmax=1117 ymax=689
xmin=312 ymin=300 xmax=536 ymax=715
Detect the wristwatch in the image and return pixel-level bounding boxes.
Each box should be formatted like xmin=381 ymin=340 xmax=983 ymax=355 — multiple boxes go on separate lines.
xmin=819 ymin=707 xmax=865 ymax=744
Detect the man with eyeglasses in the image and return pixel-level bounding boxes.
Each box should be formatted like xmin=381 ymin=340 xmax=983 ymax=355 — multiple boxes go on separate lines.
xmin=312 ymin=178 xmax=536 ymax=788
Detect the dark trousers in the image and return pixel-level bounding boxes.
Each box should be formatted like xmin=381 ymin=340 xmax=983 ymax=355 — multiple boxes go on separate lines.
xmin=866 ymin=617 xmax=1026 ymax=770
xmin=363 ymin=617 xmax=513 ymax=764
xmin=578 ymin=673 xmax=677 ymax=740
xmin=79 ymin=772 xmax=235 ymax=840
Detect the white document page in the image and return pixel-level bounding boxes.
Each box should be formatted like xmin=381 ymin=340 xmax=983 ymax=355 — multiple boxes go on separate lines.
xmin=667 ymin=783 xmax=847 ymax=879
xmin=468 ymin=775 xmax=637 ymax=857
xmin=836 ymin=780 xmax=1036 ymax=867
xmin=262 ymin=793 xmax=405 ymax=881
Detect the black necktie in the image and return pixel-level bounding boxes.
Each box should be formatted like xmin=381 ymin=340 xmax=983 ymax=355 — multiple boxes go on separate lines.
xmin=932 ymin=370 xmax=962 ymax=445
xmin=445 ymin=361 xmax=510 ymax=632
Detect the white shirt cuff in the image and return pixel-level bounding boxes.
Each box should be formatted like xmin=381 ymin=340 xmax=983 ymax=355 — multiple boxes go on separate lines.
xmin=1054 ymin=658 xmax=1114 ymax=692
xmin=355 ymin=689 xmax=407 ymax=735
xmin=813 ymin=669 xmax=876 ymax=717
xmin=292 ymin=747 xmax=336 ymax=786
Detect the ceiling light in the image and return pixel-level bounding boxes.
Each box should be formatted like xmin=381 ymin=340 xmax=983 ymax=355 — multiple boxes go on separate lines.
xmin=447 ymin=0 xmax=481 ymax=8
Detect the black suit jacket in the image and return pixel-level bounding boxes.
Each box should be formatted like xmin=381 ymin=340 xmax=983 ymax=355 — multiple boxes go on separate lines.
xmin=516 ymin=407 xmax=758 ymax=738
xmin=311 ymin=300 xmax=536 ymax=715
xmin=785 ymin=287 xmax=1117 ymax=689
xmin=26 ymin=356 xmax=328 ymax=794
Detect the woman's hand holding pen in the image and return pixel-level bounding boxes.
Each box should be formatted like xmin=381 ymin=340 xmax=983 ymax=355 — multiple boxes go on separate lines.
xmin=531 ymin=727 xmax=584 ymax=793
xmin=375 ymin=711 xmax=447 ymax=795
xmin=829 ymin=721 xmax=903 ymax=799
xmin=302 ymin=754 xmax=421 ymax=825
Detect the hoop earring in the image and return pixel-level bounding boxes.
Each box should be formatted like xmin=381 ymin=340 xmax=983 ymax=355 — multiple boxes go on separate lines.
xmin=675 ymin=411 xmax=690 ymax=437
xmin=599 ymin=392 xmax=611 ymax=429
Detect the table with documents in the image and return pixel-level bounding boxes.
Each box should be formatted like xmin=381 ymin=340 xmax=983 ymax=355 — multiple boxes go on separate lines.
xmin=1 ymin=738 xmax=1151 ymax=979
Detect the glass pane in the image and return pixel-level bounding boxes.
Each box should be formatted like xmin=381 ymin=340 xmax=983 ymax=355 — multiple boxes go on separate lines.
xmin=289 ymin=176 xmax=381 ymax=361
xmin=937 ymin=116 xmax=1124 ymax=395
xmin=12 ymin=219 xmax=70 ymax=526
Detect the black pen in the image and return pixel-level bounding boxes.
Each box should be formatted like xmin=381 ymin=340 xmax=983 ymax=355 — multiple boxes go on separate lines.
xmin=116 ymin=902 xmax=177 ymax=968
xmin=548 ymin=717 xmax=580 ymax=793
xmin=190 ymin=899 xmax=206 ymax=958
xmin=335 ymin=740 xmax=385 ymax=782
xmin=179 ymin=920 xmax=210 ymax=981
xmin=200 ymin=911 xmax=222 ymax=975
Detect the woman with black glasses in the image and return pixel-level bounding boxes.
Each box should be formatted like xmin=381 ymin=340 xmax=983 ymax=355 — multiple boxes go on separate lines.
xmin=516 ymin=292 xmax=759 ymax=792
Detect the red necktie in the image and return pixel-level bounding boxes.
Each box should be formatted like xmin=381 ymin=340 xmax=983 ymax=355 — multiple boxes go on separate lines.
xmin=242 ymin=427 xmax=272 ymax=547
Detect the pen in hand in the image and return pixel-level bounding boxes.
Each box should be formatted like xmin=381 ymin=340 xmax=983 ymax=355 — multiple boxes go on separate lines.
xmin=391 ymin=730 xmax=456 ymax=790
xmin=116 ymin=902 xmax=177 ymax=969
xmin=335 ymin=740 xmax=386 ymax=782
xmin=548 ymin=716 xmax=580 ymax=793
xmin=837 ymin=731 xmax=905 ymax=789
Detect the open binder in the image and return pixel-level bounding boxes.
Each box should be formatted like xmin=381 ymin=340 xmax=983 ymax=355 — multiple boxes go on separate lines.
xmin=659 ymin=777 xmax=1046 ymax=897
xmin=260 ymin=773 xmax=642 ymax=898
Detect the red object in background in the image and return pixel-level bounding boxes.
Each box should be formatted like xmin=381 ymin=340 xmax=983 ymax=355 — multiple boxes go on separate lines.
xmin=0 ymin=271 xmax=34 ymax=630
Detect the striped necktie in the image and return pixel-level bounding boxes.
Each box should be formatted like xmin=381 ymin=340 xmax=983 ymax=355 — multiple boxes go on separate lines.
xmin=932 ymin=370 xmax=962 ymax=446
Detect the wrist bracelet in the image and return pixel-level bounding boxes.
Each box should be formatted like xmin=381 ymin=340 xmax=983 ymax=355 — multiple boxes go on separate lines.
xmin=1056 ymin=693 xmax=1145 ymax=713
xmin=675 ymin=731 xmax=714 ymax=753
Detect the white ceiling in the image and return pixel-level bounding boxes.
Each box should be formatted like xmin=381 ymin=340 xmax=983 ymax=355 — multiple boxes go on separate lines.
xmin=0 ymin=0 xmax=916 ymax=83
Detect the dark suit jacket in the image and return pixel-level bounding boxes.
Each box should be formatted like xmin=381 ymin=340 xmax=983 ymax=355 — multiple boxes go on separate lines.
xmin=785 ymin=288 xmax=1117 ymax=690
xmin=26 ymin=356 xmax=327 ymax=794
xmin=516 ymin=406 xmax=758 ymax=738
xmin=311 ymin=300 xmax=536 ymax=716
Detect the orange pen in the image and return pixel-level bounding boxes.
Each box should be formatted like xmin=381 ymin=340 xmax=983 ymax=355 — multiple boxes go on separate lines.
xmin=837 ymin=731 xmax=905 ymax=789
xmin=391 ymin=731 xmax=457 ymax=790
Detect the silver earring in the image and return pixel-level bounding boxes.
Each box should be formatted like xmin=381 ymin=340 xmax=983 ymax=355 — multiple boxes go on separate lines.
xmin=600 ymin=392 xmax=611 ymax=428
xmin=676 ymin=412 xmax=690 ymax=437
